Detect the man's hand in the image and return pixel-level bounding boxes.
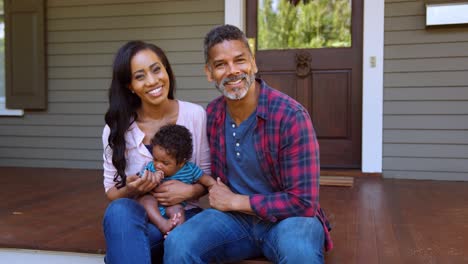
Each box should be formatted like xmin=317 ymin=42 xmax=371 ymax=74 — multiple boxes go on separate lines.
xmin=208 ymin=178 xmax=239 ymax=211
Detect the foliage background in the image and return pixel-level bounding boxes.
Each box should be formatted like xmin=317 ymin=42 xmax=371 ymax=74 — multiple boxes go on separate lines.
xmin=258 ymin=0 xmax=351 ymax=50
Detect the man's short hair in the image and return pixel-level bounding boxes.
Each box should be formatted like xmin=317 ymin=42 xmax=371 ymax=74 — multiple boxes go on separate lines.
xmin=203 ymin=24 xmax=252 ymax=63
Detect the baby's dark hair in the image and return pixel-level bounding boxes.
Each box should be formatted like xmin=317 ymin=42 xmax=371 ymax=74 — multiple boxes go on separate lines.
xmin=151 ymin=124 xmax=193 ymax=165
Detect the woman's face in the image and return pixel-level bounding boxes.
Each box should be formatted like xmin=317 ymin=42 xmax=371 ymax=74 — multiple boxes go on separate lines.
xmin=129 ymin=49 xmax=171 ymax=107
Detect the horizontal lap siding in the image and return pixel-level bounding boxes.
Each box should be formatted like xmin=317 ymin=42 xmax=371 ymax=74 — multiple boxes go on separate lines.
xmin=384 ymin=0 xmax=468 ymax=180
xmin=0 ymin=0 xmax=223 ymax=169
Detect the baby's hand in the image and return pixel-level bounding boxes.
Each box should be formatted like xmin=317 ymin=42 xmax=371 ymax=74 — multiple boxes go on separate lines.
xmin=149 ymin=170 xmax=164 ymax=192
xmin=155 ymin=170 xmax=164 ymax=183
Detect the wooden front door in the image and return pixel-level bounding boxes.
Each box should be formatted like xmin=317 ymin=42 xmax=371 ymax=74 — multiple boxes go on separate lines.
xmin=246 ymin=0 xmax=363 ymax=168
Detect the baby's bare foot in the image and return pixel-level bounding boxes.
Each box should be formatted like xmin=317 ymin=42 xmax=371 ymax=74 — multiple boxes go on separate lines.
xmin=156 ymin=218 xmax=176 ymax=235
xmin=168 ymin=212 xmax=186 ymax=227
xmin=173 ymin=212 xmax=186 ymax=226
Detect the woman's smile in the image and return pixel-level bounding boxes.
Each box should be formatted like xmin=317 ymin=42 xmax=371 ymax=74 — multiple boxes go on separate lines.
xmin=147 ymin=86 xmax=163 ymax=97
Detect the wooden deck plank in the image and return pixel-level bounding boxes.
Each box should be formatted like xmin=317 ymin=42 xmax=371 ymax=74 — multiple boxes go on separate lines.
xmin=1 ymin=167 xmax=468 ymax=263
xmin=0 ymin=167 xmax=107 ymax=254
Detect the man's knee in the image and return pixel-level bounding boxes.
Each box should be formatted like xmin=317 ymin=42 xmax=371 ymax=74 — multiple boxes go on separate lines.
xmin=164 ymin=209 xmax=235 ymax=262
xmin=165 ymin=208 xmax=221 ymax=246
xmin=164 ymin=226 xmax=199 ymax=263
xmin=267 ymin=217 xmax=325 ymax=263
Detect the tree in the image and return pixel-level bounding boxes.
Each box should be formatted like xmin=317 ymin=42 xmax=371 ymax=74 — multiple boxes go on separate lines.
xmin=258 ymin=0 xmax=351 ymax=50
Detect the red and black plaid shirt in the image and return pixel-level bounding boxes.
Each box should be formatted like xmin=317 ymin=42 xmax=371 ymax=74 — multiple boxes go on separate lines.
xmin=206 ymin=79 xmax=333 ymax=251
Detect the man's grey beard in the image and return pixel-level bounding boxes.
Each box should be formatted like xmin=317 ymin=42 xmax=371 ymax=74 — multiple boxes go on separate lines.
xmin=215 ymin=73 xmax=255 ymax=100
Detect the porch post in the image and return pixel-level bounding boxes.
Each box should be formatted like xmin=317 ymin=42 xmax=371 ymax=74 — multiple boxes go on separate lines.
xmin=362 ymin=0 xmax=385 ymax=173
xmin=224 ymin=0 xmax=245 ymax=31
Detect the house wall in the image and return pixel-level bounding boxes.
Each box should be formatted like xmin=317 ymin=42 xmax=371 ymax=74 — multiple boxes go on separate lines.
xmin=383 ymin=0 xmax=468 ymax=180
xmin=0 ymin=0 xmax=223 ymax=169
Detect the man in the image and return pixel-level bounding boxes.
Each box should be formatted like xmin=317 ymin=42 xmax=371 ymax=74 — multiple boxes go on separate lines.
xmin=164 ymin=24 xmax=332 ymax=264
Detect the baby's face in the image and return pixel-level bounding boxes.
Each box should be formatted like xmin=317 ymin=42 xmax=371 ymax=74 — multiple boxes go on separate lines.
xmin=152 ymin=145 xmax=183 ymax=177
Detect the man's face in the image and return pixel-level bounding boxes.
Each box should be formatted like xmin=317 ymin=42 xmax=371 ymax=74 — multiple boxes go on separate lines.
xmin=205 ymin=40 xmax=258 ymax=101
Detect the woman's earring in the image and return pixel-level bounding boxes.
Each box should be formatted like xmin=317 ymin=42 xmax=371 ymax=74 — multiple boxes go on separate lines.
xmin=131 ymin=90 xmax=135 ymax=94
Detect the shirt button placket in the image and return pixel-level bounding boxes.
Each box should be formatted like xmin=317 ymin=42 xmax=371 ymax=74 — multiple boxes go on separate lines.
xmin=232 ymin=123 xmax=241 ymax=160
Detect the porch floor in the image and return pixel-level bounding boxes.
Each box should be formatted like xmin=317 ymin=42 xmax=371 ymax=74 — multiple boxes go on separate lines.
xmin=1 ymin=167 xmax=468 ymax=263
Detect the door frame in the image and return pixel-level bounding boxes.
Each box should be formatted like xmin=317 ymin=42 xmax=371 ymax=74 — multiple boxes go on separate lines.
xmin=224 ymin=0 xmax=384 ymax=173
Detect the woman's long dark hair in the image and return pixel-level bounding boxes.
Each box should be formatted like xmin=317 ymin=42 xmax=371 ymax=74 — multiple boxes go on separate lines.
xmin=104 ymin=40 xmax=176 ymax=189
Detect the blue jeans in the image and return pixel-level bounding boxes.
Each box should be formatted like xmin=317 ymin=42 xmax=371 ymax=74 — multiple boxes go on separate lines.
xmin=103 ymin=198 xmax=202 ymax=264
xmin=164 ymin=209 xmax=325 ymax=264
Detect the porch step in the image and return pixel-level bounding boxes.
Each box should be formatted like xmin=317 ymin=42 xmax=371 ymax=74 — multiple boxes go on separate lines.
xmin=320 ymin=169 xmax=382 ymax=187
xmin=321 ymin=169 xmax=382 ymax=177
xmin=320 ymin=176 xmax=354 ymax=187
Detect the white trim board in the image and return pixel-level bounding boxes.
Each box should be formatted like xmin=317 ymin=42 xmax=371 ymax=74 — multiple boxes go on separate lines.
xmin=426 ymin=3 xmax=468 ymax=26
xmin=225 ymin=0 xmax=245 ymax=31
xmin=0 ymin=249 xmax=104 ymax=264
xmin=0 ymin=97 xmax=24 ymax=116
xmin=225 ymin=0 xmax=384 ymax=173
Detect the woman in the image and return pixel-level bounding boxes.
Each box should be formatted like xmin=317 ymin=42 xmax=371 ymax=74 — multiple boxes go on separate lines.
xmin=102 ymin=40 xmax=210 ymax=263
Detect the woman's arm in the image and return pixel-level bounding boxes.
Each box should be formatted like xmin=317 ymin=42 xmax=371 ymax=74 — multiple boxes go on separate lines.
xmin=103 ymin=125 xmax=162 ymax=200
xmin=106 ymin=170 xmax=163 ymax=201
xmin=105 ymin=175 xmax=140 ymax=200
xmin=152 ymin=180 xmax=205 ymax=207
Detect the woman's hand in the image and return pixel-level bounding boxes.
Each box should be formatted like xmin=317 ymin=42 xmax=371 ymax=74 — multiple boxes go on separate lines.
xmin=106 ymin=170 xmax=163 ymax=201
xmin=127 ymin=170 xmax=163 ymax=195
xmin=152 ymin=180 xmax=195 ymax=206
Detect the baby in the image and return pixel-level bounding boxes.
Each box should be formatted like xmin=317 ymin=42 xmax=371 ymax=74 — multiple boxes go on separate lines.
xmin=137 ymin=124 xmax=215 ymax=234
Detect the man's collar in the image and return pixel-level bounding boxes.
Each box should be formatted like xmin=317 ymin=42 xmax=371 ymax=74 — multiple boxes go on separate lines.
xmin=255 ymin=78 xmax=268 ymax=121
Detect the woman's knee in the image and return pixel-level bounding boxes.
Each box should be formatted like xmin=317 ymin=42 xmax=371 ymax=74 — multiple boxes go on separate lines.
xmin=103 ymin=198 xmax=145 ymax=228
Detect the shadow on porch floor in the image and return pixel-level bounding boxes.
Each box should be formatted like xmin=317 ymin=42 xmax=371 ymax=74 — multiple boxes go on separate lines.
xmin=1 ymin=167 xmax=468 ymax=263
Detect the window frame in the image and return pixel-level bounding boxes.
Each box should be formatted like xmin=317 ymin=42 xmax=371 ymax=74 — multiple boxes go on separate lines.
xmin=0 ymin=0 xmax=23 ymax=116
xmin=0 ymin=97 xmax=24 ymax=116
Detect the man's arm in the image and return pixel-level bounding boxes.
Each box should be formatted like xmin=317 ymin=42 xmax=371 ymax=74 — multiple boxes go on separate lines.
xmin=199 ymin=174 xmax=256 ymax=214
xmin=249 ymin=110 xmax=320 ymax=222
xmin=207 ymin=110 xmax=319 ymax=221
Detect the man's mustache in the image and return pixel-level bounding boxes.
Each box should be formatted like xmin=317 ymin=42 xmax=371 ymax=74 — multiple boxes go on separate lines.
xmin=222 ymin=74 xmax=248 ymax=85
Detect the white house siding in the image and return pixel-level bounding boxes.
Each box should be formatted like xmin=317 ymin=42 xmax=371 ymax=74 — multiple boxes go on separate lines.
xmin=0 ymin=0 xmax=223 ymax=169
xmin=383 ymin=0 xmax=468 ymax=180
